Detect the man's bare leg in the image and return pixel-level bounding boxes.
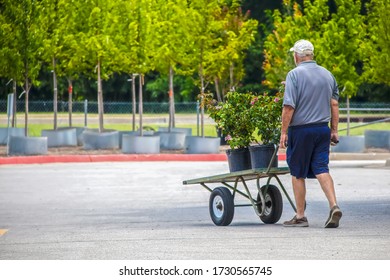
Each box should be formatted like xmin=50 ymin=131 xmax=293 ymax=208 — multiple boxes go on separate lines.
xmin=316 ymin=172 xmax=342 ymax=228
xmin=316 ymin=173 xmax=337 ymax=208
xmin=292 ymin=176 xmax=306 ymax=218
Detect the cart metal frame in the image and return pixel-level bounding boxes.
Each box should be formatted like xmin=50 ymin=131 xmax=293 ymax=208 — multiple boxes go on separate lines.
xmin=183 ymin=148 xmax=296 ymax=226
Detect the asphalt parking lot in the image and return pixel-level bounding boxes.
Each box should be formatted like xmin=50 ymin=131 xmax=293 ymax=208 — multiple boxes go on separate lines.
xmin=0 ymin=159 xmax=389 ymax=260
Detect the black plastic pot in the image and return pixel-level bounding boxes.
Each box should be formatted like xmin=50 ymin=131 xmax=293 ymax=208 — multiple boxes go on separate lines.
xmin=226 ymin=147 xmax=251 ymax=172
xmin=249 ymin=144 xmax=278 ymax=169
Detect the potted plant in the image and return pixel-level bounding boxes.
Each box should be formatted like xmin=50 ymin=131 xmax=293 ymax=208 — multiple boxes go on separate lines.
xmin=207 ymin=91 xmax=256 ymax=172
xmin=248 ymin=89 xmax=284 ymax=169
xmin=206 ymin=84 xmax=284 ymax=171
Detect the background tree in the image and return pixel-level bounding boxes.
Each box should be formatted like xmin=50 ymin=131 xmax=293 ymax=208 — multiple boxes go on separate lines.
xmin=240 ymin=0 xmax=283 ymax=92
xmin=134 ymin=0 xmax=156 ymax=135
xmin=263 ymin=0 xmax=365 ymax=134
xmin=52 ymin=0 xmax=86 ymax=127
xmin=0 ymin=0 xmax=44 ymax=136
xmin=1 ymin=0 xmax=389 ymax=109
xmin=318 ymin=0 xmax=365 ymax=134
xmin=362 ymin=0 xmax=390 ymax=87
xmin=153 ymin=0 xmax=194 ymax=131
xmin=206 ymin=1 xmax=258 ymax=101
xmin=262 ymin=0 xmax=329 ymax=89
xmin=76 ymin=0 xmax=120 ymax=133
xmin=41 ymin=0 xmax=80 ymax=129
xmin=188 ymin=0 xmax=225 ymax=137
xmin=0 ymin=0 xmax=23 ymax=127
xmin=118 ymin=0 xmax=155 ymax=135
xmin=111 ymin=0 xmax=139 ymax=130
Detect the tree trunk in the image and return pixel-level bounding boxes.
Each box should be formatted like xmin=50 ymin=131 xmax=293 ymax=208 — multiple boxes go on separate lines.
xmin=24 ymin=78 xmax=29 ymax=137
xmin=138 ymin=75 xmax=143 ymax=136
xmin=23 ymin=59 xmax=30 ymax=137
xmin=12 ymin=80 xmax=17 ymax=127
xmin=168 ymin=65 xmax=175 ymax=131
xmin=229 ymin=63 xmax=234 ymax=91
xmin=67 ymin=78 xmax=73 ymax=127
xmin=215 ymin=77 xmax=222 ymax=102
xmin=97 ymin=58 xmax=104 ymax=133
xmin=200 ymin=64 xmax=205 ymax=138
xmin=346 ymin=95 xmax=350 ymax=136
xmin=52 ymin=57 xmax=58 ymax=130
xmin=132 ymin=74 xmax=136 ymax=131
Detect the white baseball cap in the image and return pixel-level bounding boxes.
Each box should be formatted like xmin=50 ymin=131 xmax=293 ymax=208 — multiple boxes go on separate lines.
xmin=290 ymin=39 xmax=314 ymax=55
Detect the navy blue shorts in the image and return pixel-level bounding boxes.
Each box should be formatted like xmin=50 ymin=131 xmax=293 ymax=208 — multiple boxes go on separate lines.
xmin=287 ymin=123 xmax=330 ymax=179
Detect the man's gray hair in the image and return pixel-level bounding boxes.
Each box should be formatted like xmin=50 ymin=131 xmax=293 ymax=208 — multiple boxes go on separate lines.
xmin=296 ymin=51 xmax=314 ymax=58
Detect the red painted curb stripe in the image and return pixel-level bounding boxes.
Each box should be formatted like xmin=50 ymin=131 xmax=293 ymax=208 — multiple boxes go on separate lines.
xmin=0 ymin=154 xmax=286 ymax=165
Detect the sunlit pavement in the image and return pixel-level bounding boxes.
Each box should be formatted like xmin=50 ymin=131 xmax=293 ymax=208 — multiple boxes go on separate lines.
xmin=0 ymin=159 xmax=389 ymax=260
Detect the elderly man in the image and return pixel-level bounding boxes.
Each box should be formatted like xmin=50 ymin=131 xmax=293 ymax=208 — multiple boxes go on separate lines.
xmin=279 ymin=39 xmax=342 ymax=228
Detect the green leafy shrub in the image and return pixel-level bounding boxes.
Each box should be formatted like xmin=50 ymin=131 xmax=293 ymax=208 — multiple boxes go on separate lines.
xmin=206 ymin=85 xmax=284 ymax=149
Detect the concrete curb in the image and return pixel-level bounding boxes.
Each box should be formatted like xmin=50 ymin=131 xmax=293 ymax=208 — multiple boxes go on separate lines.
xmin=0 ymin=153 xmax=231 ymax=165
xmin=1 ymin=152 xmax=389 ymax=165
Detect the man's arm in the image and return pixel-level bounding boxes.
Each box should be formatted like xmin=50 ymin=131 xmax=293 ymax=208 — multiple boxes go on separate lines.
xmin=330 ymin=98 xmax=339 ymax=143
xmin=279 ymin=105 xmax=294 ymax=149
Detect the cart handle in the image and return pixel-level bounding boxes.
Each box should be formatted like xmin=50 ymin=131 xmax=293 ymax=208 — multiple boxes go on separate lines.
xmin=265 ymin=144 xmax=279 ymax=174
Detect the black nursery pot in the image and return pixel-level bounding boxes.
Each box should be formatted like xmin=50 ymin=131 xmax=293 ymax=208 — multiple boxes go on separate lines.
xmin=225 ymin=147 xmax=252 ymax=172
xmin=249 ymin=144 xmax=278 ymax=169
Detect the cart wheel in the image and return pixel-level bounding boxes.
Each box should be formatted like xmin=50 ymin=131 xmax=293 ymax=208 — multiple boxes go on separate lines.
xmin=257 ymin=184 xmax=283 ymax=224
xmin=209 ymin=187 xmax=234 ymax=226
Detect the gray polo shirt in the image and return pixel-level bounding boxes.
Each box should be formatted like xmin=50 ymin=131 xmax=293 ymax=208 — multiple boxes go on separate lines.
xmin=283 ymin=61 xmax=339 ymax=126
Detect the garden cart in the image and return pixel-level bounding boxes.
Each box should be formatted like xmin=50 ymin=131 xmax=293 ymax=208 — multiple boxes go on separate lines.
xmin=182 ymin=147 xmax=296 ymax=226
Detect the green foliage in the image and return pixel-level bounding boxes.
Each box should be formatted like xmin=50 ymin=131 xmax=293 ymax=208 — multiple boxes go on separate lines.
xmin=0 ymin=0 xmax=44 ymax=87
xmin=2 ymin=0 xmax=389 ymax=106
xmin=113 ymin=0 xmax=155 ymax=76
xmin=188 ymin=0 xmax=225 ymax=93
xmin=262 ymin=0 xmax=301 ymax=89
xmin=146 ymin=74 xmax=197 ymax=101
xmin=361 ymin=0 xmax=390 ymax=87
xmin=204 ymin=2 xmax=258 ymax=94
xmin=110 ymin=0 xmax=139 ymax=75
xmin=187 ymin=0 xmax=258 ymax=96
xmin=318 ymin=0 xmax=365 ymax=98
xmin=0 ymin=1 xmax=22 ymax=81
xmin=76 ymin=0 xmax=120 ymax=79
xmin=153 ymin=0 xmax=194 ymax=75
xmin=207 ymin=91 xmax=255 ymax=149
xmin=262 ymin=0 xmax=330 ymax=89
xmin=263 ymin=0 xmax=365 ymax=100
xmin=249 ymin=86 xmax=284 ymax=145
xmin=206 ymin=88 xmax=283 ymax=149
